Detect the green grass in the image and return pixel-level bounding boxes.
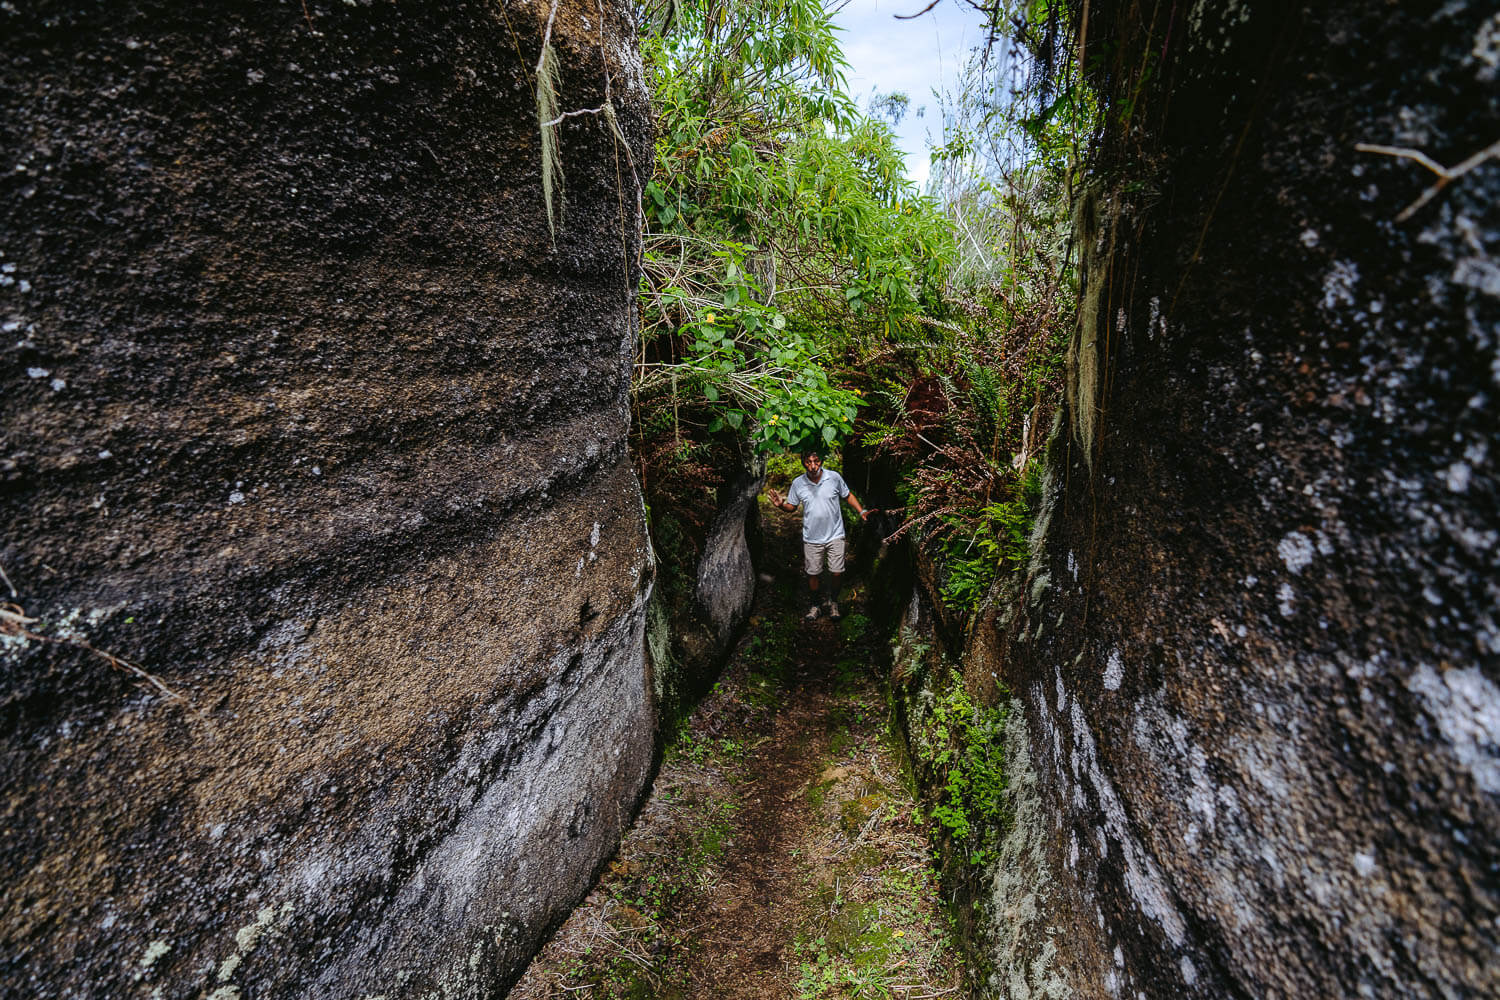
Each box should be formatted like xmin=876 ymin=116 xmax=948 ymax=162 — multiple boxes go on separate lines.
xmin=793 ymin=865 xmax=957 ymax=1000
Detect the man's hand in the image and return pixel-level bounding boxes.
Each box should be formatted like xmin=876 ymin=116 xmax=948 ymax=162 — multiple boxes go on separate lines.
xmin=767 ymin=488 xmax=785 ymax=509
xmin=847 ymin=492 xmax=874 ymax=522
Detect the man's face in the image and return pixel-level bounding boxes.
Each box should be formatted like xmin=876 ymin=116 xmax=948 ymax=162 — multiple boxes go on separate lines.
xmin=802 ymin=453 xmax=822 ymax=480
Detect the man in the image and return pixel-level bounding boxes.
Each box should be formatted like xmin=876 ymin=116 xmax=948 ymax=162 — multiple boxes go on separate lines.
xmin=766 ymin=451 xmax=869 ymax=620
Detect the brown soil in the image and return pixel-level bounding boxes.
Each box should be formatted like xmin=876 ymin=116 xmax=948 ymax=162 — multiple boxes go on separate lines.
xmin=511 ymin=505 xmax=964 ymax=1000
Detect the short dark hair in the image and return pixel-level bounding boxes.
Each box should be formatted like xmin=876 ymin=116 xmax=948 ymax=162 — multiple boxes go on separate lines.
xmin=800 ymin=450 xmax=821 ymax=464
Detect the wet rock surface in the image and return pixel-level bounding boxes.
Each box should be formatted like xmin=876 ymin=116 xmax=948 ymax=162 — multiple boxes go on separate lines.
xmin=1 ymin=2 xmax=653 ymax=997
xmin=975 ymin=2 xmax=1500 ymax=997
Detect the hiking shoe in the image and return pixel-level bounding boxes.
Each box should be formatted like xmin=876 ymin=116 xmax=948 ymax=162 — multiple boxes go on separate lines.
xmin=827 ymin=601 xmax=841 ymax=620
xmin=803 ymin=605 xmax=820 ymax=621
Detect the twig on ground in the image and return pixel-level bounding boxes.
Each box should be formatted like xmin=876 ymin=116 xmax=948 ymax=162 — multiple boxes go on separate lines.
xmin=844 ymin=805 xmax=884 ymax=854
xmin=614 ymin=939 xmax=655 ymax=971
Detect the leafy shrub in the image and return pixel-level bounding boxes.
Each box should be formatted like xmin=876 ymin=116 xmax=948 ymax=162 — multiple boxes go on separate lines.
xmin=936 ymin=458 xmax=1044 ymax=608
xmin=632 ymin=0 xmax=955 ymax=461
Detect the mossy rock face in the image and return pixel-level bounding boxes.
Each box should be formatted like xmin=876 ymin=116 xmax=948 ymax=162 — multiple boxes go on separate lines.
xmin=0 ymin=2 xmax=654 ymax=997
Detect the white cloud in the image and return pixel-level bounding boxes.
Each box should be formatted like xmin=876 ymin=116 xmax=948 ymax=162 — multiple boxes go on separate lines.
xmin=830 ymin=0 xmax=989 ymax=188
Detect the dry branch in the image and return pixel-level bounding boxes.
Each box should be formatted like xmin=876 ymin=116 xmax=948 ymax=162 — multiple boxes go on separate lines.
xmin=1357 ymin=138 xmax=1500 ymax=222
xmin=0 ymin=602 xmax=191 ymax=708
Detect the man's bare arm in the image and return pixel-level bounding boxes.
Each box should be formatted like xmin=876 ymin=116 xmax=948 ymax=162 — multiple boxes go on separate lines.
xmin=845 ymin=491 xmax=871 ymax=521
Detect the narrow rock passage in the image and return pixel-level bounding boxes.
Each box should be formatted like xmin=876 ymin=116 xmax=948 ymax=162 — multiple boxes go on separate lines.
xmin=512 ymin=508 xmax=963 ymax=999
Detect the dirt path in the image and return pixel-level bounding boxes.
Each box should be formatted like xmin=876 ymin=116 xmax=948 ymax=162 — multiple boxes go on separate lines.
xmin=512 ymin=512 xmax=964 ymax=1000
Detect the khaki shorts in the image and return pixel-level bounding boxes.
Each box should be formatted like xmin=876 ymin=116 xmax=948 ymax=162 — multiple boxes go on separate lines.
xmin=803 ymin=538 xmax=847 ymax=575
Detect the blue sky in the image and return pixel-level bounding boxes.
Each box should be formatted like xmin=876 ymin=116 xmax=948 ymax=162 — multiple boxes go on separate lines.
xmin=829 ymin=0 xmax=990 ymax=189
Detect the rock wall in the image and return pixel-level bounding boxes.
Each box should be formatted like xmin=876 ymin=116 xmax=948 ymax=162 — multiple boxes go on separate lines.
xmin=643 ymin=454 xmax=765 ymax=723
xmin=956 ymin=2 xmax=1499 ymax=997
xmin=636 ymin=434 xmax=767 ymax=721
xmin=691 ymin=456 xmax=766 ymax=648
xmin=1 ymin=2 xmax=655 ymax=997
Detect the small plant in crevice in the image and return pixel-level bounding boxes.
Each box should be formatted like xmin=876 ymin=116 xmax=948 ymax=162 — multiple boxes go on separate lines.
xmin=919 ymin=684 xmax=1009 ymax=865
xmin=894 ymin=637 xmax=1011 ymax=869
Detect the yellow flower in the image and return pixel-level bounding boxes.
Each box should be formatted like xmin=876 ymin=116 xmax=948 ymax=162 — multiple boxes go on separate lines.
xmin=704 ymin=312 xmax=716 ymax=324
xmin=769 ymin=415 xmax=779 ymax=424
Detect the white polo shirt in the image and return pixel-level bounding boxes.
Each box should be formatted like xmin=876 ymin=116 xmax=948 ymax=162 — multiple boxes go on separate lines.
xmin=787 ymin=469 xmax=849 ymax=544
